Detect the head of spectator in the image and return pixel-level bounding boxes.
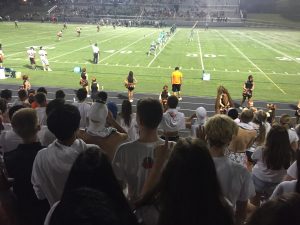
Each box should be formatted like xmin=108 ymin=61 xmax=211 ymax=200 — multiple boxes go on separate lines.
xmin=142 ymin=138 xmax=234 ymax=225
xmin=37 ymin=87 xmax=47 ymax=95
xmin=49 ymin=188 xmax=131 ymax=225
xmin=28 ymin=92 xmax=35 ymax=105
xmin=121 ymin=100 xmax=132 ymax=127
xmin=59 ymin=147 xmax=137 ymax=225
xmin=11 ymin=108 xmax=40 ymax=142
xmin=263 ymin=125 xmax=291 ymax=170
xmin=279 ymin=114 xmax=292 ymax=129
xmin=175 ymin=66 xmax=179 ymax=71
xmin=246 ymin=193 xmax=300 ymax=225
xmin=35 ymin=92 xmax=47 ymax=107
xmin=47 ymin=104 xmax=80 ymax=144
xmin=88 ymin=101 xmax=108 ymax=133
xmin=205 ymin=114 xmax=238 ymax=150
xmin=76 ymin=88 xmax=87 ymax=102
xmin=252 ymin=110 xmax=267 ymax=144
xmin=46 ymin=99 xmax=65 ymax=116
xmin=167 ymin=95 xmax=178 ymax=109
xmin=136 ymin=98 xmax=163 ymax=130
xmin=227 ymin=108 xmax=239 ymax=120
xmin=17 ymin=89 xmax=28 ymax=102
xmin=107 ymin=102 xmax=118 ymax=120
xmin=55 ymin=90 xmax=65 ymax=99
xmin=240 ymin=108 xmax=254 ymax=123
xmin=195 ymin=106 xmax=207 ymax=125
xmin=0 ymin=89 xmax=12 ymax=102
xmin=97 ymin=91 xmax=108 ymax=103
xmin=8 ymin=105 xmax=26 ymax=121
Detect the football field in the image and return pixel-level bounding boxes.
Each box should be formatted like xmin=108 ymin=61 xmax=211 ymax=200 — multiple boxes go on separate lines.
xmin=0 ymin=22 xmax=300 ymax=103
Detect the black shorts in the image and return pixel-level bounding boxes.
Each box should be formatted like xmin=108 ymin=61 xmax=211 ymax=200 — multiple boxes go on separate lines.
xmin=128 ymin=86 xmax=134 ymax=91
xmin=172 ymin=84 xmax=181 ymax=92
xmin=30 ymin=58 xmax=35 ymax=65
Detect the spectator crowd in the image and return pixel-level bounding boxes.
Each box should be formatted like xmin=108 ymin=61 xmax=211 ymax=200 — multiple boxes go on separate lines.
xmin=0 ymin=83 xmax=300 ymax=225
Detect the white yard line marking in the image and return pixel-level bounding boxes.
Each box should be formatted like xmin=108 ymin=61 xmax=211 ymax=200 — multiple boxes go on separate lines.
xmin=254 ymin=31 xmax=300 ymax=49
xmin=196 ymin=31 xmax=205 ymax=72
xmin=5 ymin=27 xmax=128 ymax=58
xmin=99 ymin=31 xmax=156 ymax=63
xmin=49 ymin=29 xmax=138 ymax=60
xmin=8 ymin=57 xmax=300 ymax=76
xmin=216 ymin=30 xmax=286 ymax=94
xmin=147 ymin=30 xmax=178 ymax=67
xmin=238 ymin=31 xmax=300 ymax=64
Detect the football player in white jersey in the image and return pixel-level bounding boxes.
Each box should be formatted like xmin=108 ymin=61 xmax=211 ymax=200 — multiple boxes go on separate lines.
xmin=27 ymin=47 xmax=36 ymax=70
xmin=38 ymin=46 xmax=52 ymax=71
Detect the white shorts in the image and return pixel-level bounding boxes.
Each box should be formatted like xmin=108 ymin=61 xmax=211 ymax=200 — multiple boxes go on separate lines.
xmin=41 ymin=58 xmax=49 ymax=66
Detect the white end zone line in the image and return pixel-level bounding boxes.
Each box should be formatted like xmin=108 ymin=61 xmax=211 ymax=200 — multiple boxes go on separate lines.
xmin=147 ymin=30 xmax=178 ymax=67
xmin=49 ymin=28 xmax=139 ymax=60
xmin=238 ymin=31 xmax=300 ymax=64
xmin=99 ymin=30 xmax=157 ymax=63
xmin=215 ymin=30 xmax=287 ymax=95
xmin=196 ymin=30 xmax=205 ymax=72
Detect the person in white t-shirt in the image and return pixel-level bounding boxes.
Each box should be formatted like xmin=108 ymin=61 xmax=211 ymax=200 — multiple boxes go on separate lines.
xmin=72 ymin=88 xmax=91 ymax=129
xmin=113 ymin=98 xmax=171 ymax=202
xmin=27 ymin=47 xmax=36 ymax=70
xmin=204 ymin=114 xmax=255 ymax=225
xmin=117 ymin=99 xmax=139 ymax=141
xmin=38 ymin=46 xmax=52 ymax=71
xmin=35 ymin=92 xmax=47 ymax=126
xmin=271 ymin=152 xmax=300 ymax=199
xmin=91 ymin=43 xmax=99 ymax=64
xmin=31 ymin=104 xmax=98 ymax=206
xmin=251 ymin=125 xmax=292 ymax=205
xmin=188 ymin=106 xmax=207 ymax=138
xmin=158 ymin=95 xmax=185 ymax=142
xmin=37 ymin=99 xmax=64 ymax=147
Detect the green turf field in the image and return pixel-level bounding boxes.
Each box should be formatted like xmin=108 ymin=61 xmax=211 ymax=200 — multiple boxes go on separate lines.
xmin=0 ymin=22 xmax=299 ymax=102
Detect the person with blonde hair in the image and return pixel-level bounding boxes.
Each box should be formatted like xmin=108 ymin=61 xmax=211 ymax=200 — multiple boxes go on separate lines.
xmin=280 ymin=114 xmax=299 ymax=152
xmin=228 ymin=108 xmax=257 ymax=166
xmin=204 ymin=114 xmax=255 ymax=225
xmin=4 ymin=108 xmax=50 ymax=225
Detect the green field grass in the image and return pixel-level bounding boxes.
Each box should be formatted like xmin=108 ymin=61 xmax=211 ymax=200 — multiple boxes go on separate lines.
xmin=0 ymin=22 xmax=300 ymax=102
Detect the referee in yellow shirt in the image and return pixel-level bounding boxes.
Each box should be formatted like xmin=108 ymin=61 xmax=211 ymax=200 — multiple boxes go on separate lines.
xmin=171 ymin=67 xmax=183 ymax=100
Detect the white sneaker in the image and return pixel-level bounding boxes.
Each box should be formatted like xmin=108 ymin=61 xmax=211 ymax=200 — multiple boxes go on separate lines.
xmin=87 ymin=94 xmax=91 ymax=97
xmin=239 ymin=106 xmax=243 ymax=110
xmin=178 ymin=97 xmax=182 ymax=101
xmin=129 ymin=99 xmax=133 ymax=102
